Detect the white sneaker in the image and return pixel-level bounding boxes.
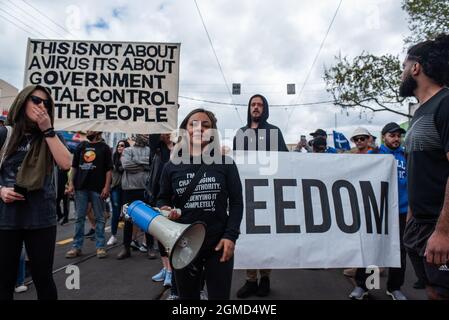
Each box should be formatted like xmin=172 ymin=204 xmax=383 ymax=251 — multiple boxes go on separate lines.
xmin=107 ymin=235 xmax=117 ymax=246
xmin=386 ymin=290 xmax=407 ymax=300
xmin=349 ymin=286 xmax=368 ymax=300
xmin=15 ymin=285 xmax=28 ymax=293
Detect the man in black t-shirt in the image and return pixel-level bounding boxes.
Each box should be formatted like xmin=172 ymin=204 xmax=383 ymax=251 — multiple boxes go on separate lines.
xmin=400 ymin=34 xmax=449 ymax=300
xmin=65 ymin=131 xmax=113 ymax=259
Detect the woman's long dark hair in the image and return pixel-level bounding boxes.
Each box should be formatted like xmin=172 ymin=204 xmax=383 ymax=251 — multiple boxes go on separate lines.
xmin=112 ymin=139 xmax=130 ymax=170
xmin=6 ymin=88 xmax=52 ymax=158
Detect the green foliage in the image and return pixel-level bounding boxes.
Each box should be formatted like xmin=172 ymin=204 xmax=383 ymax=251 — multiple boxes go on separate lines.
xmin=403 ymin=0 xmax=449 ymax=44
xmin=324 ymin=0 xmax=449 ymax=118
xmin=324 ymin=53 xmax=410 ymax=117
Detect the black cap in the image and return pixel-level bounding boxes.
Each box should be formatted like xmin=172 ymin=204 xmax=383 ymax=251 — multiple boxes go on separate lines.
xmin=381 ymin=122 xmax=406 ymax=135
xmin=310 ymin=129 xmax=327 ymax=137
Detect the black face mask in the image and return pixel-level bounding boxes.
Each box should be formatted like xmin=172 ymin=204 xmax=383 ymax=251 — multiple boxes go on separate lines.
xmin=87 ymin=134 xmax=98 ymax=141
xmin=399 ymin=74 xmax=418 ymax=98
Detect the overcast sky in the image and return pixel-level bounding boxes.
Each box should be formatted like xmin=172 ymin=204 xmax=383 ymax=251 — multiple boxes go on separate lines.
xmin=0 ymin=0 xmax=412 ymax=145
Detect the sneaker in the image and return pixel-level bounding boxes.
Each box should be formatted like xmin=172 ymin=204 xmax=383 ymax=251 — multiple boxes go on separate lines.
xmin=166 ymin=294 xmax=179 ymax=300
xmin=139 ymin=243 xmax=148 ymax=252
xmin=147 ymin=247 xmax=157 ymax=260
xmin=117 ymin=247 xmax=131 ymax=260
xmin=163 ymin=271 xmax=172 ymax=287
xmin=107 ymin=235 xmax=118 ymax=246
xmin=349 ymin=286 xmax=368 ymax=300
xmin=386 ymin=290 xmax=407 ymax=300
xmin=65 ymin=248 xmax=82 ymax=258
xmin=84 ymin=228 xmax=95 ymax=238
xmin=14 ymin=285 xmax=28 ymax=293
xmin=60 ymin=218 xmax=69 ymax=226
xmin=256 ymin=276 xmax=271 ymax=297
xmin=96 ymin=248 xmax=108 ymax=259
xmin=236 ymin=280 xmax=258 ymax=299
xmin=200 ymin=290 xmax=208 ymax=300
xmin=130 ymin=240 xmax=141 ymax=251
xmin=152 ymin=268 xmax=167 ymax=282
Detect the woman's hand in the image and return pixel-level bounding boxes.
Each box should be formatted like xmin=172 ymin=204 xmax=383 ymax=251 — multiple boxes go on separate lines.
xmin=215 ymin=239 xmax=235 ymax=262
xmin=31 ymin=104 xmax=52 ymax=132
xmin=0 ymin=187 xmax=25 ymax=203
xmin=160 ymin=206 xmax=181 ymax=220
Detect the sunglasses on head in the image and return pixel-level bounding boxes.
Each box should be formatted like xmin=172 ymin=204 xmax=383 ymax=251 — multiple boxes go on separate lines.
xmin=353 ymin=136 xmax=368 ymax=142
xmin=30 ymin=95 xmax=51 ymax=108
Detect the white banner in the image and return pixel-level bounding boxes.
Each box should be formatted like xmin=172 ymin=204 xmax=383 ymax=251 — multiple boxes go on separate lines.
xmin=24 ymin=39 xmax=180 ymax=134
xmin=233 ymin=151 xmax=400 ymax=269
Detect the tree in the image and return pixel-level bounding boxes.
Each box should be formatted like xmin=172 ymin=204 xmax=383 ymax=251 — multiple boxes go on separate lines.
xmin=323 ymin=53 xmax=409 ymax=117
xmin=403 ymin=0 xmax=449 ymax=44
xmin=324 ymin=0 xmax=449 ymax=118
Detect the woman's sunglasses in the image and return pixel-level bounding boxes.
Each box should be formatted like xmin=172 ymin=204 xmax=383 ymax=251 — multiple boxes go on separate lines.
xmin=117 ymin=144 xmax=126 ymax=148
xmin=30 ymin=95 xmax=51 ymax=108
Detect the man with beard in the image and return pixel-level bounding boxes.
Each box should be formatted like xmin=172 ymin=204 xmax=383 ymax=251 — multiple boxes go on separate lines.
xmin=400 ymin=33 xmax=449 ymax=300
xmin=233 ymin=94 xmax=288 ymax=299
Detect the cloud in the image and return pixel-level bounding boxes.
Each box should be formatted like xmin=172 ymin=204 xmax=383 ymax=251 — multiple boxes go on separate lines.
xmin=0 ymin=0 xmax=413 ymax=145
xmin=85 ymin=18 xmax=109 ymax=33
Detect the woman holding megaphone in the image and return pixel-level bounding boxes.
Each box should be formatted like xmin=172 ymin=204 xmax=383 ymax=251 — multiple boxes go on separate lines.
xmin=157 ymin=108 xmax=243 ymax=300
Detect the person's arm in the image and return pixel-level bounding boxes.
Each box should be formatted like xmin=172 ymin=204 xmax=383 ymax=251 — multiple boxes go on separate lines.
xmin=216 ymin=160 xmax=243 ymax=262
xmin=66 ymin=144 xmax=81 ymax=195
xmin=32 ymin=103 xmax=71 ymax=169
xmin=135 ymin=147 xmax=150 ymax=169
xmin=45 ymin=135 xmax=72 ymax=170
xmin=121 ymin=147 xmax=143 ymax=172
xmin=101 ymin=170 xmax=112 ymax=199
xmin=425 ymin=98 xmax=449 ymax=265
xmin=156 ymin=163 xmax=174 ymax=209
xmin=101 ymin=146 xmax=113 ymax=199
xmin=425 ymin=171 xmax=449 ymax=265
xmin=406 ymin=205 xmax=413 ymax=223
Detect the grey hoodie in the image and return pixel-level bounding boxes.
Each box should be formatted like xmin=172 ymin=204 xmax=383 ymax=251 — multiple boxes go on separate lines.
xmin=121 ymin=145 xmax=150 ymax=190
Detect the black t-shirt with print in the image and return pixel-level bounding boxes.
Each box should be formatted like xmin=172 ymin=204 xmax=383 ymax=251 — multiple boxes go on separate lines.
xmin=405 ymin=88 xmax=449 ymax=222
xmin=157 ymin=156 xmax=243 ymax=249
xmin=72 ymin=141 xmax=113 ymax=193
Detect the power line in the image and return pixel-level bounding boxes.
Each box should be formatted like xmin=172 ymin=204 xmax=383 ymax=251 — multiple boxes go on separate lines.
xmin=21 ymin=0 xmax=76 ymax=38
xmin=179 ymin=95 xmax=335 ymax=108
xmin=286 ymin=0 xmax=343 ymax=131
xmin=0 ymin=12 xmax=39 ymax=37
xmin=3 ymin=0 xmax=67 ymax=38
xmin=0 ymin=7 xmax=48 ymax=38
xmin=193 ymin=0 xmax=244 ymax=125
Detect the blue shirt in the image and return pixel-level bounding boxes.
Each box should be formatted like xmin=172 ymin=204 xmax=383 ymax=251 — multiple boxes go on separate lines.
xmin=369 ymin=145 xmax=408 ymax=214
xmin=326 ymin=146 xmax=337 ymax=154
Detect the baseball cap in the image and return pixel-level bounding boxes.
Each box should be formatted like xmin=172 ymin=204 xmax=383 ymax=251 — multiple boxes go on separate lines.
xmin=381 ymin=122 xmax=406 ymax=135
xmin=310 ymin=129 xmax=327 ymax=137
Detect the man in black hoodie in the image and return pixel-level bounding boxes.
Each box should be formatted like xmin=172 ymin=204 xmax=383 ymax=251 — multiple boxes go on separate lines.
xmin=233 ymin=94 xmax=288 ymax=299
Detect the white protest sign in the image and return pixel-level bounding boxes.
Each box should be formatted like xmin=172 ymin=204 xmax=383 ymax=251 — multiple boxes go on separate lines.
xmin=233 ymin=151 xmax=400 ymax=269
xmin=24 ymin=39 xmax=180 ymax=134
